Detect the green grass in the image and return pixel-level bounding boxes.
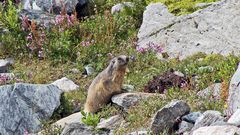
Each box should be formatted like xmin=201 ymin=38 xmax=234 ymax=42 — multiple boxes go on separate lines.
xmin=146 ymin=0 xmax=219 ymax=15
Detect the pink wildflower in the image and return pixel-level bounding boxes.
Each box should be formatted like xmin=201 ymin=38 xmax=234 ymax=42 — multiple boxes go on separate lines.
xmin=24 ymin=129 xmax=29 ymax=135
xmin=81 ymin=40 xmax=93 ymax=47
xmin=55 ymin=15 xmax=65 ymax=25
xmin=136 ymin=47 xmax=146 ymax=53
xmin=26 ymin=33 xmax=33 ymax=41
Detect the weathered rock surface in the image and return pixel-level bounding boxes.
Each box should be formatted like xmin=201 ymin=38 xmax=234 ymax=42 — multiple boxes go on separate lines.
xmin=129 ymin=130 xmax=150 ymax=135
xmin=20 ymin=0 xmax=90 ymax=27
xmin=61 ymin=123 xmax=109 ymax=135
xmin=52 ymin=77 xmax=79 ymax=92
xmin=111 ymin=2 xmax=134 ymax=14
xmin=19 ymin=9 xmax=56 ymax=28
xmin=97 ymin=115 xmax=124 ymax=130
xmin=192 ymin=125 xmax=240 ymax=135
xmin=137 ymin=0 xmax=240 ymax=59
xmin=0 ymin=83 xmax=63 ymax=135
xmin=150 ymin=100 xmax=190 ymax=134
xmin=111 ymin=92 xmax=159 ymax=110
xmin=195 ymin=2 xmax=215 ymax=8
xmin=182 ymin=112 xmax=202 ymax=124
xmin=228 ymin=109 xmax=240 ymax=126
xmin=0 ymin=58 xmax=14 ymax=73
xmin=122 ymin=84 xmax=135 ymax=92
xmin=54 ymin=112 xmax=83 ymax=129
xmin=177 ymin=121 xmax=194 ymax=134
xmin=22 ymin=0 xmax=88 ymax=15
xmin=191 ymin=110 xmax=225 ymax=132
xmin=210 ymin=121 xmax=232 ymax=126
xmin=227 ymin=64 xmax=240 ymax=113
xmin=197 ymin=83 xmax=222 ymax=100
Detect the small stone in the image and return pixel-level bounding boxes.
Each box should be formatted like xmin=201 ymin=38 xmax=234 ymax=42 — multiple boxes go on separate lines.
xmin=182 ymin=112 xmax=202 ymax=124
xmin=0 ymin=58 xmax=14 ymax=73
xmin=197 ymin=58 xmax=204 ymax=62
xmin=69 ymin=68 xmax=80 ymax=74
xmin=174 ymin=71 xmax=185 ymax=77
xmin=60 ymin=123 xmax=109 ymax=135
xmin=177 ymin=121 xmax=194 ymax=134
xmin=150 ymin=100 xmax=190 ymax=134
xmin=122 ymin=84 xmax=134 ymax=92
xmin=191 ymin=110 xmax=225 ymax=132
xmin=54 ymin=112 xmax=83 ymax=129
xmin=111 ymin=2 xmax=134 ymax=14
xmin=97 ymin=115 xmax=124 ymax=130
xmin=197 ymin=83 xmax=221 ymax=100
xmin=112 ymin=92 xmax=159 ymax=111
xmin=192 ymin=125 xmax=240 ymax=135
xmin=129 ymin=130 xmax=150 ymax=135
xmin=52 ymin=77 xmax=79 ymax=92
xmin=228 ymin=109 xmax=240 ymax=126
xmin=83 ymin=65 xmax=94 ymax=76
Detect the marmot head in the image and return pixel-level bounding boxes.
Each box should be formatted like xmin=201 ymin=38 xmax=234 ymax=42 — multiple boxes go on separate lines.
xmin=108 ymin=55 xmax=129 ymax=73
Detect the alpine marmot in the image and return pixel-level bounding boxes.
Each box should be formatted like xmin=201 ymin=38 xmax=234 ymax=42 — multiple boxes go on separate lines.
xmin=84 ymin=55 xmax=129 ymax=113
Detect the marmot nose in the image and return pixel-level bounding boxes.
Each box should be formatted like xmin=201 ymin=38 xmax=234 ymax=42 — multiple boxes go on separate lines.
xmin=126 ymin=57 xmax=129 ymax=62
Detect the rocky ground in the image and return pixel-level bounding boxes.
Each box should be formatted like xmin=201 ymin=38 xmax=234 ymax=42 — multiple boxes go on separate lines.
xmin=1 ymin=0 xmax=240 ymax=135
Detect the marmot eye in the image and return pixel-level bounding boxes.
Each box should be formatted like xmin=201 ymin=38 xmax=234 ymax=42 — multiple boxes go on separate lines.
xmin=117 ymin=58 xmax=122 ymax=61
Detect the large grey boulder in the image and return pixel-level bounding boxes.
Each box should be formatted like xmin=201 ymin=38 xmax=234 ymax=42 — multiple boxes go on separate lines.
xmin=191 ymin=110 xmax=225 ymax=132
xmin=150 ymin=100 xmax=190 ymax=134
xmin=60 ymin=123 xmax=109 ymax=135
xmin=0 ymin=83 xmax=63 ymax=135
xmin=137 ymin=0 xmax=240 ymax=59
xmin=192 ymin=125 xmax=240 ymax=135
xmin=227 ymin=64 xmax=240 ymax=114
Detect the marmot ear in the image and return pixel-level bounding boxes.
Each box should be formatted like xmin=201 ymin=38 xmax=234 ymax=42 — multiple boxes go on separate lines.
xmin=107 ymin=53 xmax=115 ymax=61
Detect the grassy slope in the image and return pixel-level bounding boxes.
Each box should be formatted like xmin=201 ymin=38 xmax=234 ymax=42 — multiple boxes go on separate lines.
xmin=2 ymin=0 xmax=235 ymax=134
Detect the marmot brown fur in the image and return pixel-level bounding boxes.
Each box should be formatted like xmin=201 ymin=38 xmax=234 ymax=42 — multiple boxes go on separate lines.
xmin=84 ymin=55 xmax=129 ymax=113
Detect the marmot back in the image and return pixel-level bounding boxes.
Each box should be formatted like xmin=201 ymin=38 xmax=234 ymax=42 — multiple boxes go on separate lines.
xmin=84 ymin=55 xmax=129 ymax=113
